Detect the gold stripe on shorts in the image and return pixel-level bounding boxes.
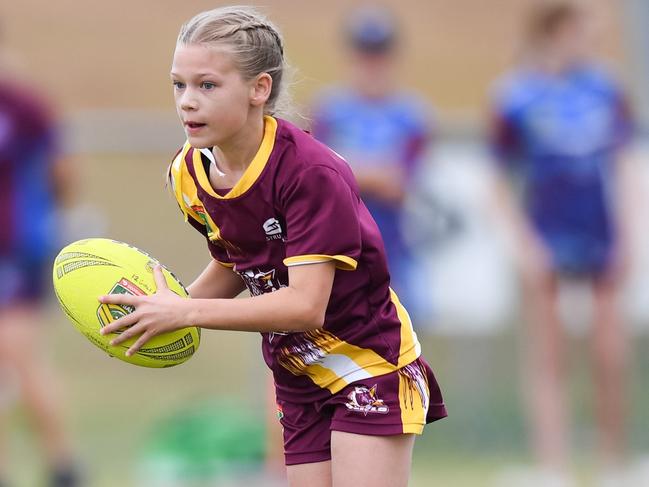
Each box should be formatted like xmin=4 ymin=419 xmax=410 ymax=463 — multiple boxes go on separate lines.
xmin=398 ymin=361 xmax=430 ymax=434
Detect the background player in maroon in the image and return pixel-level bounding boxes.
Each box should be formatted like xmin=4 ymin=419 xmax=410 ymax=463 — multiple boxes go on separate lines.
xmin=98 ymin=6 xmax=445 ymax=487
xmin=0 ymin=25 xmax=80 ymax=487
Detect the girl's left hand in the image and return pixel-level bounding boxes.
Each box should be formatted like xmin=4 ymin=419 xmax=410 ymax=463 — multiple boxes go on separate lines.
xmin=98 ymin=265 xmax=190 ymax=356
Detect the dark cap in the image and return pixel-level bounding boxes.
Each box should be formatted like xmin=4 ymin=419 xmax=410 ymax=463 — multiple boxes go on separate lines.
xmin=345 ymin=6 xmax=397 ymax=53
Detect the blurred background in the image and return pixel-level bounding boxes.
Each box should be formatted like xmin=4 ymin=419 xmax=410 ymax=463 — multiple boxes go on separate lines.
xmin=2 ymin=0 xmax=649 ymax=486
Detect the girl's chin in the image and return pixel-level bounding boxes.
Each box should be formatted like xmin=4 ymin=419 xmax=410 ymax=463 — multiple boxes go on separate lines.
xmin=186 ymin=134 xmax=216 ymax=149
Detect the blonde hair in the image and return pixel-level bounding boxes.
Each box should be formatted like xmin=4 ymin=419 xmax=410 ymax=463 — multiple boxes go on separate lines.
xmin=177 ymin=6 xmax=289 ymax=116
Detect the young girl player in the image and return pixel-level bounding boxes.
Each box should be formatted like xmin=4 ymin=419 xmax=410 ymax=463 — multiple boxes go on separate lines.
xmin=99 ymin=6 xmax=446 ymax=486
xmin=489 ymin=1 xmax=633 ymax=482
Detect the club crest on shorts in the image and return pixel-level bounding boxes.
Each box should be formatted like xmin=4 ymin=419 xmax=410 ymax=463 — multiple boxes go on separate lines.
xmin=345 ymin=385 xmax=389 ymax=415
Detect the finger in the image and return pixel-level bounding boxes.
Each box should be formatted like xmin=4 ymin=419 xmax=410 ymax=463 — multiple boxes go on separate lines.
xmin=100 ymin=312 xmax=138 ymax=336
xmin=153 ymin=265 xmax=169 ymax=292
xmin=108 ymin=321 xmax=145 ymax=346
xmin=99 ymin=293 xmax=139 ymax=306
xmin=126 ymin=331 xmax=153 ymax=357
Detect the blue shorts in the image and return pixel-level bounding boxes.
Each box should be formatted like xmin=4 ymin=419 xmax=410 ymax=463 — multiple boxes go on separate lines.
xmin=0 ymin=257 xmax=50 ymax=307
xmin=541 ymin=233 xmax=614 ymax=276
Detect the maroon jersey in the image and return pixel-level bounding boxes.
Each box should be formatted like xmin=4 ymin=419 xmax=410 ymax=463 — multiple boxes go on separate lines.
xmin=169 ymin=116 xmax=421 ymax=402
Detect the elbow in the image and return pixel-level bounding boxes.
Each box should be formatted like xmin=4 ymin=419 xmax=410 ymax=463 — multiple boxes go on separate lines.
xmin=304 ymin=313 xmax=326 ymax=331
xmin=283 ymin=286 xmax=329 ymax=331
xmin=295 ymin=302 xmax=326 ymax=331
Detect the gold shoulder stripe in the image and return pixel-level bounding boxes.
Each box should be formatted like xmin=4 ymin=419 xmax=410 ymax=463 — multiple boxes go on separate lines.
xmin=192 ymin=116 xmax=277 ymax=199
xmin=169 ymin=143 xmax=201 ymax=223
xmin=170 ymin=144 xmax=227 ymax=244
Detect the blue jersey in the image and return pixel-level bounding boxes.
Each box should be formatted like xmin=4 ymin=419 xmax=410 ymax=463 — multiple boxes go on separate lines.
xmin=490 ymin=64 xmax=633 ymax=274
xmin=311 ymin=87 xmax=431 ymax=258
xmin=0 ymin=81 xmax=59 ymax=262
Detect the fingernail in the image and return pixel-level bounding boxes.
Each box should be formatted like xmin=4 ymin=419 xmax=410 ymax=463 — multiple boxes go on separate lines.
xmin=109 ymin=340 xmax=115 ymax=346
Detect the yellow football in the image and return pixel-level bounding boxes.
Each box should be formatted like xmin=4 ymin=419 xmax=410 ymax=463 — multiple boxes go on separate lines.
xmin=52 ymin=238 xmax=200 ymax=368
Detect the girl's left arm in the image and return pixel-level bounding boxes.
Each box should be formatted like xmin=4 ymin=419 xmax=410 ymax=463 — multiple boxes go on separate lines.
xmin=99 ymin=261 xmax=336 ymax=356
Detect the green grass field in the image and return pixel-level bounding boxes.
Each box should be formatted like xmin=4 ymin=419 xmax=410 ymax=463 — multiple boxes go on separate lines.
xmin=5 ymin=312 xmax=649 ymax=486
xmin=5 ymin=315 xmax=511 ymax=487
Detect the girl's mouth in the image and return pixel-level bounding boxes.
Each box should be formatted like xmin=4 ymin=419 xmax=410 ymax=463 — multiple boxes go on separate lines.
xmin=185 ymin=122 xmax=207 ymax=134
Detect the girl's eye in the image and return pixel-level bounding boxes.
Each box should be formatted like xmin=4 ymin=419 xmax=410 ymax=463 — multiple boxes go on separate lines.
xmin=201 ymin=82 xmax=216 ymax=90
xmin=173 ymin=81 xmax=185 ymax=89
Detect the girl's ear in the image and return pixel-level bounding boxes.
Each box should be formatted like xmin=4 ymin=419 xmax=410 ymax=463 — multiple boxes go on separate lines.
xmin=250 ymin=73 xmax=272 ymax=107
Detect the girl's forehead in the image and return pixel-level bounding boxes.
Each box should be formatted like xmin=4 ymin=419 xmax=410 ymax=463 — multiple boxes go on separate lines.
xmin=171 ymin=43 xmax=237 ymax=74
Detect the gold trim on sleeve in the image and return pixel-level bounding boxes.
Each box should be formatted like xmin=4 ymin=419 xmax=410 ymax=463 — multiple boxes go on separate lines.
xmin=283 ymin=254 xmax=358 ymax=271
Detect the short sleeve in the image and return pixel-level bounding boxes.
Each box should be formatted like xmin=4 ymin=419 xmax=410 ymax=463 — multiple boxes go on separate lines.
xmin=610 ymin=89 xmax=634 ymax=150
xmin=401 ymin=107 xmax=433 ymax=178
xmin=186 ymin=217 xmax=234 ymax=267
xmin=281 ymin=165 xmax=361 ymax=271
xmin=488 ymin=104 xmax=521 ymax=172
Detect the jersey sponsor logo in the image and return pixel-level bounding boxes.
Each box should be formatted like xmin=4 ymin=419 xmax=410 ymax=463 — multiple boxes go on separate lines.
xmin=263 ymin=217 xmax=284 ymax=241
xmin=345 ymin=385 xmax=389 ymax=415
xmin=524 ymin=96 xmax=618 ymax=157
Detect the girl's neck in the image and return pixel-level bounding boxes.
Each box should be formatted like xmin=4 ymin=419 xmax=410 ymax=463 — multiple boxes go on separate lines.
xmin=212 ymin=115 xmax=266 ymax=175
xmin=531 ymin=44 xmax=584 ymax=77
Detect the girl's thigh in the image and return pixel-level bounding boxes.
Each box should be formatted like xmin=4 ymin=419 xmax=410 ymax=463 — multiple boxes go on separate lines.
xmin=286 ymin=460 xmax=331 ymax=487
xmin=331 ymin=431 xmax=415 ymax=487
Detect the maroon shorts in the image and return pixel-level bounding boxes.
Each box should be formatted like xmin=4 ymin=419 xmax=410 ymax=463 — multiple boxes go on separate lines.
xmin=276 ymin=357 xmax=447 ymax=466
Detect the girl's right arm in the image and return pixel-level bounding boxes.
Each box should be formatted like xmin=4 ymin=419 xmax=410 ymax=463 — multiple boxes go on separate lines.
xmin=187 ymin=259 xmax=246 ymax=299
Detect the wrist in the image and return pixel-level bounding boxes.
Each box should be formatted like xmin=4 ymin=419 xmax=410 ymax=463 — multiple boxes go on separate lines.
xmin=183 ymin=297 xmax=200 ymax=329
xmin=184 ymin=297 xmax=214 ymax=329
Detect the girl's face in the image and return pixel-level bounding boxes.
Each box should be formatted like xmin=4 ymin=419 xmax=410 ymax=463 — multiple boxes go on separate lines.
xmin=171 ymin=44 xmax=254 ymax=149
xmin=349 ymin=49 xmax=396 ymax=98
xmin=547 ymin=13 xmax=596 ymax=64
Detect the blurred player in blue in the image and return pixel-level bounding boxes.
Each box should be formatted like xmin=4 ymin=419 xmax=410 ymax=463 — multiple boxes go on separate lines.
xmin=311 ymin=5 xmax=433 ymax=326
xmin=0 ymin=30 xmax=80 ymax=487
xmin=489 ymin=1 xmax=633 ymax=483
